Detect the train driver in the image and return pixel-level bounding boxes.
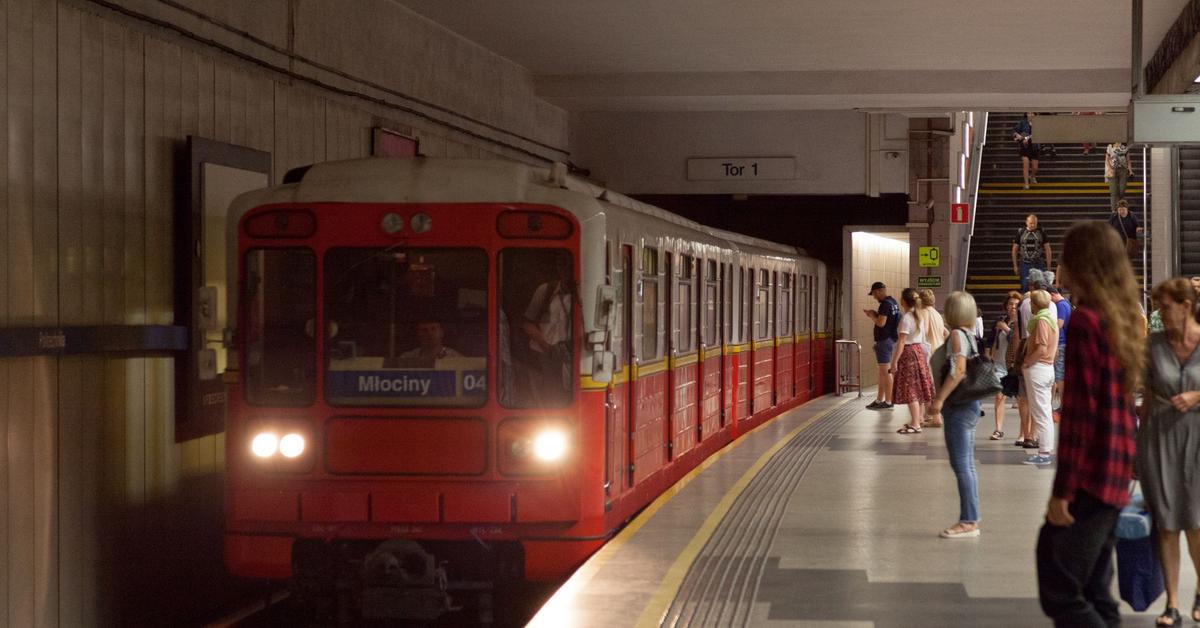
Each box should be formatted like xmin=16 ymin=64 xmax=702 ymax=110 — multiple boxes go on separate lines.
xmin=399 ymin=320 xmax=462 ymax=360
xmin=522 ymin=255 xmax=574 ymax=406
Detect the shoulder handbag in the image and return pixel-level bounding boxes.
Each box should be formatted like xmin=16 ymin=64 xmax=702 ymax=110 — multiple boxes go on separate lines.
xmin=943 ymin=330 xmax=1003 ymax=405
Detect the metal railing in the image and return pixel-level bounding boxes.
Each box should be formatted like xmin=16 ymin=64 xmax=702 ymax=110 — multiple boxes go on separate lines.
xmin=834 ymin=339 xmax=862 ymax=397
xmin=958 ymin=111 xmax=989 ymax=291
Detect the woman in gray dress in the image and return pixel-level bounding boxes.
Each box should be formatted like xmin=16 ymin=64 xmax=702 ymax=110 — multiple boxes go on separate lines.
xmin=1141 ymin=278 xmax=1200 ymax=626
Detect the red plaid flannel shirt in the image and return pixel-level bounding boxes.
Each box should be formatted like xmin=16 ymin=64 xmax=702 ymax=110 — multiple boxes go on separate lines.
xmin=1052 ymin=307 xmax=1136 ymax=508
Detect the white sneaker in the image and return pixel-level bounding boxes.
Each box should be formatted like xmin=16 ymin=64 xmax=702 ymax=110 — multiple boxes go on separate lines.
xmin=939 ymin=525 xmax=981 ymax=539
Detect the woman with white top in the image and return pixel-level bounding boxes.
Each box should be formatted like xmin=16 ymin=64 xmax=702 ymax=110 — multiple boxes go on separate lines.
xmin=891 ymin=288 xmax=935 ymax=434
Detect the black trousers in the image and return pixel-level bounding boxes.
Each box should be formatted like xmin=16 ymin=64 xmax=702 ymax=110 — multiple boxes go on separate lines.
xmin=1036 ymin=491 xmax=1122 ymax=627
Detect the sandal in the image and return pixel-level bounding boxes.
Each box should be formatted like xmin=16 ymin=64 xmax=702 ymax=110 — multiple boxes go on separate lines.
xmin=921 ymin=418 xmax=943 ymax=428
xmin=1157 ymin=606 xmax=1181 ymax=626
xmin=1014 ymin=439 xmax=1026 ymax=447
xmin=990 ymin=430 xmax=1004 ymax=440
xmin=896 ymin=425 xmax=922 ymax=434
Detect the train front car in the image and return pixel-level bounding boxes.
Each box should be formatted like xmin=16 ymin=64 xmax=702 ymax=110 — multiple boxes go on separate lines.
xmin=222 ymin=160 xmax=609 ymax=623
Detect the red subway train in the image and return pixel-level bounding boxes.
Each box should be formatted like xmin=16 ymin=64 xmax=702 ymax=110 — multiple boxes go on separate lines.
xmin=221 ymin=157 xmax=840 ymax=622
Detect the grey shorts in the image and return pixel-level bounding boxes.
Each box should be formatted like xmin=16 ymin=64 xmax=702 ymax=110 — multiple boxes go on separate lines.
xmin=1054 ymin=345 xmax=1066 ymax=382
xmin=874 ymin=338 xmax=896 ymax=365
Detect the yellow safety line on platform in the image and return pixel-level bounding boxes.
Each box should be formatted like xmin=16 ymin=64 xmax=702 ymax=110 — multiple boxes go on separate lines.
xmin=527 ymin=395 xmax=850 ymax=628
xmin=633 ymin=398 xmax=851 ymax=628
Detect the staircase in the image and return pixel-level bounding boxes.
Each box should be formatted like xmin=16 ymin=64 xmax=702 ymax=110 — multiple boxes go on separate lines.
xmin=965 ymin=112 xmax=1147 ymax=318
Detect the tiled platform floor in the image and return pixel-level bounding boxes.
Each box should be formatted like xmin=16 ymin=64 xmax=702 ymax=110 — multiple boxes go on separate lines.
xmin=530 ymin=392 xmax=1192 ymax=627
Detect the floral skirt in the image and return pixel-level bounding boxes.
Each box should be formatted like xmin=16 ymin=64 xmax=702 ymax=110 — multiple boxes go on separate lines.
xmin=893 ymin=343 xmax=934 ymax=404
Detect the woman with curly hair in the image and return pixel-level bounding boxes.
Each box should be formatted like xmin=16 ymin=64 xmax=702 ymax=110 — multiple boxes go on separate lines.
xmin=1036 ymin=221 xmax=1144 ymax=627
xmin=891 ymin=288 xmax=935 ymax=434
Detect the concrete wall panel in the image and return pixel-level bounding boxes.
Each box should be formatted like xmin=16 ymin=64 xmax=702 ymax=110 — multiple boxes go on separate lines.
xmin=0 ymin=1 xmax=568 ymax=624
xmin=570 ymin=110 xmax=869 ymax=195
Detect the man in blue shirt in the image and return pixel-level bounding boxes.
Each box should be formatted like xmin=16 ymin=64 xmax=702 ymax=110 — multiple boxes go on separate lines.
xmin=863 ymin=281 xmax=900 ymax=409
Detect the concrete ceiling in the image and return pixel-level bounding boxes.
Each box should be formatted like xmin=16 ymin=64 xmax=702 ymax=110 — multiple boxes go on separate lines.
xmin=394 ymin=0 xmax=1191 ymax=111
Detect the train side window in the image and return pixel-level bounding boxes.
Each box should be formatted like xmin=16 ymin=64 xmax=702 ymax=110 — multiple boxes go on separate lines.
xmin=779 ymin=273 xmax=793 ymax=337
xmin=244 ymin=248 xmax=316 ymax=406
xmin=797 ymin=275 xmax=808 ymax=333
xmin=641 ymin=247 xmax=659 ymax=361
xmin=609 ymin=243 xmax=624 ymax=369
xmin=811 ymin=276 xmax=820 ymax=333
xmin=755 ymin=269 xmax=770 ymax=340
xmin=722 ymin=263 xmax=732 ymax=344
xmin=743 ymin=267 xmax=753 ymax=343
xmin=675 ymin=255 xmax=696 ymax=353
xmin=703 ymin=262 xmax=717 ymax=347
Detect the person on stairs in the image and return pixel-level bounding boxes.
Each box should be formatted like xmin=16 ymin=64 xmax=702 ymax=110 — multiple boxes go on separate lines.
xmin=1013 ymin=112 xmax=1040 ymax=189
xmin=1107 ymin=199 xmax=1143 ymax=258
xmin=1012 ymin=214 xmax=1052 ymax=293
xmin=1105 ymin=141 xmax=1133 ymax=211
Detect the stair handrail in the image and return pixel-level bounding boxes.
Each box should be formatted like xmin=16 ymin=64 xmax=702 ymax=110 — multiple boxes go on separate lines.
xmin=959 ymin=111 xmax=989 ymax=291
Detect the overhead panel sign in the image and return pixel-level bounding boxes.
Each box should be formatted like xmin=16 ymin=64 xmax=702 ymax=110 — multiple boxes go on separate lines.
xmin=686 ymin=157 xmax=795 ymax=181
xmin=918 ymin=246 xmax=941 ymax=268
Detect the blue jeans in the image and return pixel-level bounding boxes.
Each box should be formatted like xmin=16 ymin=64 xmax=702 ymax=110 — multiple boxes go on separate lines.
xmin=1018 ymin=260 xmax=1045 ymax=293
xmin=944 ymin=399 xmax=982 ymax=523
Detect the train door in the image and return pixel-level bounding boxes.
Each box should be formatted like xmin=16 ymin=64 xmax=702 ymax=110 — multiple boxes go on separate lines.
xmin=794 ymin=274 xmax=810 ymax=402
xmin=722 ymin=262 xmax=735 ymax=427
xmin=606 ymin=243 xmax=633 ymax=492
xmin=668 ymin=254 xmax=698 ymax=458
xmin=631 ymin=245 xmax=665 ymax=485
xmin=811 ymin=272 xmax=820 ymax=396
xmin=777 ymin=271 xmax=794 ymax=403
xmin=698 ymin=258 xmax=721 ymax=442
xmin=664 ymin=252 xmax=676 ymax=461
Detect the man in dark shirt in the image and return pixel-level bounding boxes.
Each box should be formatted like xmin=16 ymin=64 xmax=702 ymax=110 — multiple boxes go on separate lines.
xmin=863 ymin=281 xmax=900 ymax=410
xmin=1012 ymin=214 xmax=1052 ymax=293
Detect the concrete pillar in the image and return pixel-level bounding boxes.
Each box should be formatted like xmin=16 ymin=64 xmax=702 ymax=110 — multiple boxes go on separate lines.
xmin=1150 ymin=147 xmax=1175 ymax=285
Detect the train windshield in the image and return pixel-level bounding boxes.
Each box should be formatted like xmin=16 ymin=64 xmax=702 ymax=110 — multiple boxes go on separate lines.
xmin=323 ymin=247 xmax=488 ymax=407
xmin=244 ymin=248 xmax=317 ymax=406
xmin=499 ymin=248 xmax=575 ymax=408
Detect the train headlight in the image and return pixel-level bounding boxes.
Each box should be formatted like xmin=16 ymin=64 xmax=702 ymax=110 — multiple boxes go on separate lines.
xmin=533 ymin=429 xmax=569 ymax=462
xmin=251 ymin=432 xmax=279 ymax=458
xmin=279 ymin=433 xmax=306 ymax=458
xmin=498 ymin=419 xmax=572 ymax=474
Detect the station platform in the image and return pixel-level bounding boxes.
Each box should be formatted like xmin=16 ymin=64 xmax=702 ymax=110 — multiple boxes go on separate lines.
xmin=529 ymin=392 xmax=1186 ymax=627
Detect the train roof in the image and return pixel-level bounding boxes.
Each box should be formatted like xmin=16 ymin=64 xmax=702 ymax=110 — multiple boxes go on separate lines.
xmin=229 ymin=157 xmax=806 ymax=259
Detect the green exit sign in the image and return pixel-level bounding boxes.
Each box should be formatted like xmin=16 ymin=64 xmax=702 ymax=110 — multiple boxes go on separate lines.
xmin=917 ymin=276 xmax=942 ymax=288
